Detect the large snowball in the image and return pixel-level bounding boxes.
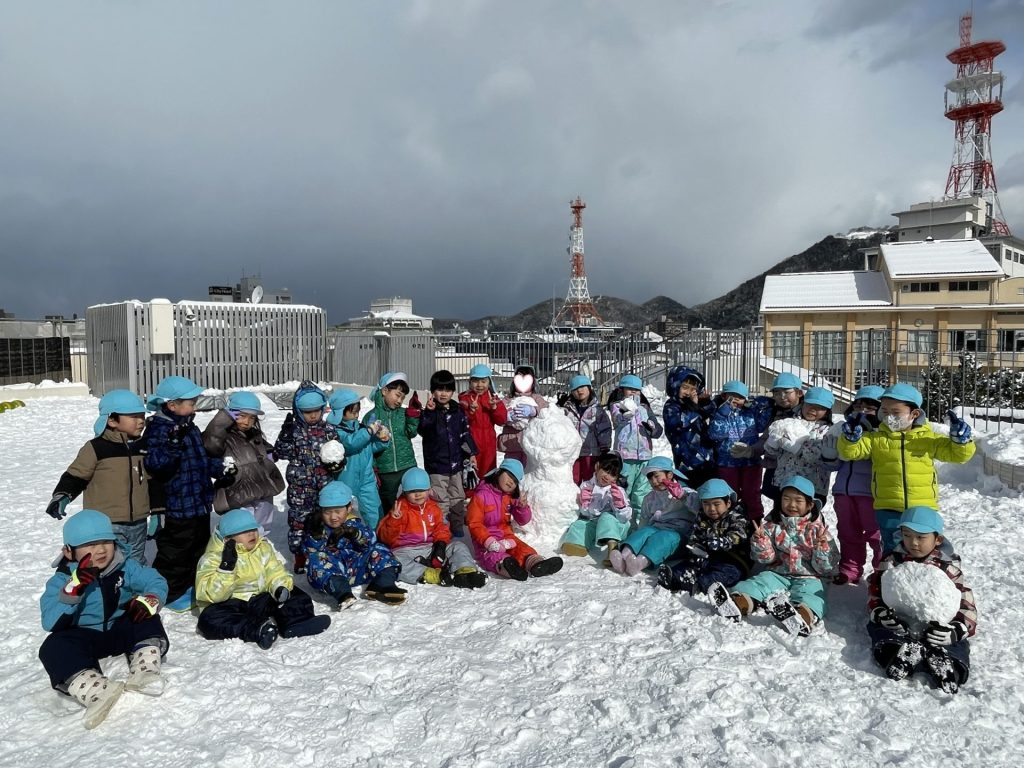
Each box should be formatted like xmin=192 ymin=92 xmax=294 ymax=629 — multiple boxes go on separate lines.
xmin=880 ymin=561 xmax=961 ymax=634
xmin=519 ymin=406 xmax=583 ymax=547
xmin=320 ymin=440 xmax=346 ymax=463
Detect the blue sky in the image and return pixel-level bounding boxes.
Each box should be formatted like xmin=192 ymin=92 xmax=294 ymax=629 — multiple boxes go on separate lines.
xmin=1 ymin=0 xmax=1022 ymax=324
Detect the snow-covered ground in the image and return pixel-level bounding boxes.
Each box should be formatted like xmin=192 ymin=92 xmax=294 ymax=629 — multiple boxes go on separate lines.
xmin=2 ymin=395 xmax=1023 ymax=767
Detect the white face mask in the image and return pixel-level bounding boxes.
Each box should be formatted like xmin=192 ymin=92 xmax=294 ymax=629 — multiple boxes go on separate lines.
xmin=884 ymin=413 xmax=913 ymax=432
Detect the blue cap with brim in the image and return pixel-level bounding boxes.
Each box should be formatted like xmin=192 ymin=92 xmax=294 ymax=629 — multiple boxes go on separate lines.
xmin=226 ymin=391 xmax=265 ymax=415
xmin=772 ymin=372 xmax=802 ymax=390
xmin=146 ymin=376 xmax=204 ymax=410
xmin=469 ymin=364 xmax=492 ymax=380
xmin=882 ymin=383 xmax=923 ymax=408
xmin=644 ymin=455 xmax=687 ymax=481
xmin=899 ymin=506 xmax=944 ymax=534
xmin=569 ymin=374 xmax=592 ymax=392
xmin=697 ymin=478 xmax=737 ymax=502
xmin=326 ymin=389 xmax=362 ymax=425
xmin=94 ymin=389 xmax=146 ymax=436
xmin=319 ymin=480 xmax=354 ymax=508
xmin=854 ymin=385 xmax=885 ymax=403
xmin=618 ymin=374 xmax=643 ymax=390
xmin=219 ymin=508 xmax=259 ymax=538
xmin=63 ymin=509 xmax=117 ymax=547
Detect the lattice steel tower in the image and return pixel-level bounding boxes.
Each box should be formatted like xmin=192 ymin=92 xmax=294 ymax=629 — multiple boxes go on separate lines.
xmin=554 ymin=197 xmax=603 ymax=327
xmin=943 ymin=11 xmax=1010 ymax=235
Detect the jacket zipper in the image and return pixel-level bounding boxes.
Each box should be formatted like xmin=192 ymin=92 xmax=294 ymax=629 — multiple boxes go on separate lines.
xmin=900 ymin=432 xmax=909 ymax=510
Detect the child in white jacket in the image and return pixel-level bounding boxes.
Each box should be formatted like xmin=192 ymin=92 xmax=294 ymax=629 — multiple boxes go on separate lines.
xmin=560 ymin=452 xmax=632 ymax=565
xmin=762 ymin=387 xmax=837 ymax=502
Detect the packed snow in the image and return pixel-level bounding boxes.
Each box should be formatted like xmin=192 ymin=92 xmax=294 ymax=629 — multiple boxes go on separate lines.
xmin=2 ymin=394 xmax=1024 ymax=766
xmin=880 ymin=562 xmax=963 ymax=635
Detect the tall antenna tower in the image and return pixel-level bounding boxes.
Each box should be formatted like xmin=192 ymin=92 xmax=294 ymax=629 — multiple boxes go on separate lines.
xmin=553 ymin=197 xmax=603 ymax=327
xmin=942 ymin=11 xmax=1010 ymax=235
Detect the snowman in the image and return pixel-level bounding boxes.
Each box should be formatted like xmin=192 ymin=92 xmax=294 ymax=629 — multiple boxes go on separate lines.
xmin=518 ymin=406 xmax=583 ymax=548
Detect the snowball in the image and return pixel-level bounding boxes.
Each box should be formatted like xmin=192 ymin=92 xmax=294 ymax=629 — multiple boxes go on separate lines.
xmin=880 ymin=561 xmax=962 ymax=634
xmin=320 ymin=440 xmax=346 ymax=463
xmin=519 ymin=406 xmax=583 ymax=547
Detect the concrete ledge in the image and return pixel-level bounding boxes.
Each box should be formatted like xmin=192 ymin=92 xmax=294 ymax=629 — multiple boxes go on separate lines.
xmin=0 ymin=383 xmax=90 ymax=399
xmin=975 ymin=439 xmax=1024 ymax=490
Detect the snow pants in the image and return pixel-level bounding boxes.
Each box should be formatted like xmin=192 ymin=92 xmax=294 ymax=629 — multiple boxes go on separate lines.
xmin=287 ymin=505 xmax=310 ymax=555
xmin=112 ymin=519 xmax=148 ymax=565
xmin=732 ymin=571 xmax=828 ymax=620
xmin=562 ymin=512 xmax=631 ymax=551
xmin=621 ymin=460 xmax=652 ymax=515
xmin=198 ymin=590 xmax=325 ymax=643
xmin=621 ymin=526 xmax=683 ymax=567
xmin=39 ymin=614 xmax=168 ymax=689
xmin=330 ymin=543 xmax=403 ymax=588
xmin=834 ymin=494 xmax=881 ymax=582
xmin=668 ymin=555 xmax=746 ymax=594
xmin=430 ymin=472 xmax=467 ymax=536
xmin=867 ymin=622 xmax=970 ymax=685
xmin=154 ymin=513 xmax=211 ymax=603
xmin=718 ymin=465 xmax=764 ymax=522
xmin=875 ymin=509 xmax=904 ymax=557
xmin=378 ymin=470 xmax=407 ymax=519
xmin=475 ymin=537 xmax=537 ymax=574
xmin=392 ymin=540 xmax=478 ymax=584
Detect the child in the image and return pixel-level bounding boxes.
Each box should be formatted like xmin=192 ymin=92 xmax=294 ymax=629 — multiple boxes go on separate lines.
xmin=326 ymin=388 xmax=389 ymax=531
xmin=459 ymin=363 xmax=507 ymax=479
xmin=866 ymin=507 xmax=976 ymax=694
xmin=821 ymin=385 xmax=884 ymax=585
xmin=274 ymin=381 xmax=339 ymax=574
xmin=712 ymin=475 xmax=839 ymax=637
xmin=467 ymin=458 xmax=563 ymax=580
xmin=611 ymin=456 xmax=697 ymax=576
xmin=558 ymin=373 xmax=613 ymax=485
xmin=837 ymin=382 xmax=975 ymax=555
xmin=39 ymin=509 xmax=169 ymax=729
xmin=658 ymin=478 xmax=752 ymax=597
xmin=609 ymin=374 xmax=664 ymax=511
xmin=47 ymin=390 xmax=152 ymax=564
xmin=202 ymin=390 xmax=285 ymax=529
xmin=376 ymin=467 xmax=487 ymax=588
xmin=662 ymin=366 xmax=717 ymax=489
xmin=750 ymin=372 xmax=805 ymax=512
xmin=560 ymin=451 xmax=632 ymax=565
xmin=498 ymin=363 xmax=548 ymax=470
xmin=708 ymin=380 xmax=772 ymax=522
xmin=195 ymin=508 xmax=331 ymax=650
xmin=362 ymin=372 xmax=421 ymax=515
xmin=304 ymin=481 xmax=407 ymax=606
xmin=762 ymin=386 xmax=837 ymax=504
xmin=418 ymin=369 xmax=478 ymax=536
xmin=144 ymin=375 xmax=234 ymax=609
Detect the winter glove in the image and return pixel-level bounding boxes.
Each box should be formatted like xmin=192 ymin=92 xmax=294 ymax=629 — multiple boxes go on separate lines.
xmin=946 ymin=409 xmax=972 ymax=444
xmin=610 ymin=484 xmax=629 ymax=511
xmin=213 ymin=472 xmax=236 ymax=489
xmin=618 ymin=397 xmax=638 ymax=416
xmin=685 ymin=544 xmax=709 ymax=562
xmin=869 ymin=606 xmax=907 ymax=632
xmin=321 ymin=460 xmax=345 ymax=475
xmin=222 ymin=457 xmax=238 ymax=477
xmin=273 ymin=586 xmax=291 ymax=606
xmin=704 ymin=535 xmax=733 ymax=552
xmin=641 ymin=419 xmax=656 ymax=434
xmin=555 ymin=392 xmax=570 ymax=408
xmin=61 ymin=555 xmax=100 ymax=600
xmin=500 ymin=538 xmax=516 ymax=550
xmin=125 ymin=594 xmax=161 ymax=622
xmin=663 ymin=477 xmax=685 ymax=499
xmin=147 ymin=512 xmax=164 ymax=539
xmin=729 ymin=442 xmax=752 ymax=459
xmin=278 ymin=412 xmax=297 ymax=440
xmin=925 ymin=620 xmax=967 ymax=647
xmin=218 ymin=539 xmax=238 ymax=572
xmin=45 ymin=493 xmax=72 ymax=520
xmin=340 ymin=525 xmax=368 ymax=549
xmin=462 ymin=460 xmax=480 ymax=491
xmin=168 ymin=421 xmax=192 ymax=445
xmin=484 ymin=537 xmax=504 ymax=553
xmin=842 ymin=412 xmax=864 ymax=443
xmin=406 ymin=392 xmax=423 ymax=419
xmin=509 ymin=404 xmax=537 ymax=421
xmin=428 ymin=540 xmax=448 ymax=567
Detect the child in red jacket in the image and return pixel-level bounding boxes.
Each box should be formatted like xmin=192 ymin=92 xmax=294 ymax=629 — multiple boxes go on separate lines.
xmin=459 ymin=364 xmax=508 ymax=480
xmin=377 ymin=468 xmax=486 ymax=588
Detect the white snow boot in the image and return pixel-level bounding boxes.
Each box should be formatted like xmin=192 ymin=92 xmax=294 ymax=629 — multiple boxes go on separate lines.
xmin=764 ymin=593 xmax=811 ymax=637
xmin=67 ymin=669 xmax=124 ymax=729
xmin=710 ymin=582 xmax=742 ymax=622
xmin=125 ymin=644 xmax=165 ymax=696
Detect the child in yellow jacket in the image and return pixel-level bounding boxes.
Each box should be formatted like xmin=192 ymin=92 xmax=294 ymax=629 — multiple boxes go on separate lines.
xmin=195 ymin=509 xmax=331 ymax=649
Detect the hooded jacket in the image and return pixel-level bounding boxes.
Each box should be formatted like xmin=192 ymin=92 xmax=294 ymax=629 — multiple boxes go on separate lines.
xmin=195 ymin=530 xmax=292 ymax=609
xmin=611 ymin=394 xmax=663 ymax=461
xmin=689 ymin=507 xmax=753 ymax=576
xmin=377 ymin=496 xmax=453 ymax=550
xmin=708 ymin=399 xmax=773 ymax=468
xmin=362 ymin=388 xmax=420 ymax=474
xmin=334 ymin=418 xmax=387 ymax=494
xmin=53 ymin=428 xmax=151 ymax=524
xmin=561 ymin=391 xmax=613 ymax=458
xmin=203 ymin=409 xmax=285 ymax=512
xmin=821 ymin=406 xmax=876 ymax=498
xmin=751 ymin=512 xmax=839 ymax=578
xmin=466 ymin=481 xmax=532 ymax=552
xmin=273 ymin=413 xmax=338 ymax=512
xmin=458 ymin=389 xmax=507 ymax=476
xmin=763 ymin=416 xmax=837 ymax=496
xmin=418 ymin=399 xmax=477 ymax=475
xmin=662 ymin=367 xmax=716 ymax=473
xmin=637 ymin=482 xmax=699 ymax=534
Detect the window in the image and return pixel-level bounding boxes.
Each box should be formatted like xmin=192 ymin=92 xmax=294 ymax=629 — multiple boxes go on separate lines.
xmin=903 ymin=330 xmax=937 ymax=354
xmin=853 ymin=329 xmax=890 ymax=385
xmin=769 ymin=331 xmax=803 ymax=366
xmin=949 ymin=329 xmax=987 ymax=353
xmin=811 ymin=331 xmax=845 ymax=384
xmin=900 ymin=282 xmax=940 ymax=293
xmin=948 ymin=280 xmax=989 ymax=291
xmin=997 ymin=330 xmax=1024 ymax=353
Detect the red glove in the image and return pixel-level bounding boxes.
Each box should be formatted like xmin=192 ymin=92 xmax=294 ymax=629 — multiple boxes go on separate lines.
xmin=125 ymin=594 xmax=161 ymax=622
xmin=406 ymin=392 xmax=423 ymax=418
xmin=62 ymin=554 xmax=100 ymax=599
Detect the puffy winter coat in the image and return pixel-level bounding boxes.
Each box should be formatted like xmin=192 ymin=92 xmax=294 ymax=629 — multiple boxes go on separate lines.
xmin=637 ymin=481 xmax=699 ymax=534
xmin=836 ymin=417 xmax=976 ymax=510
xmin=418 ymin=400 xmax=477 ymax=475
xmin=763 ymin=417 xmax=837 ymax=496
xmin=53 ymin=428 xmax=151 ymax=524
xmin=821 ymin=407 xmax=874 ymax=498
xmin=145 ymin=410 xmax=224 ymax=519
xmin=377 ymin=497 xmax=452 ymax=549
xmin=466 ymin=481 xmax=532 ymax=550
xmin=578 ymin=478 xmax=632 ymax=522
xmin=561 ymin=393 xmax=612 ymax=458
xmin=195 ymin=531 xmax=292 ymax=609
xmin=751 ymin=513 xmax=839 ymax=578
xmin=709 ymin=400 xmax=773 ymax=468
xmin=41 ymin=544 xmax=168 ymax=632
xmin=335 ymin=418 xmax=387 ymax=494
xmin=611 ymin=394 xmax=663 ymax=461
xmin=459 ymin=390 xmax=507 ymax=477
xmin=662 ymin=367 xmax=716 ymax=473
xmin=362 ymin=390 xmax=420 ymax=474
xmin=273 ymin=415 xmax=338 ymax=512
xmin=203 ymin=409 xmax=285 ymax=513
xmin=689 ymin=508 xmax=753 ymax=576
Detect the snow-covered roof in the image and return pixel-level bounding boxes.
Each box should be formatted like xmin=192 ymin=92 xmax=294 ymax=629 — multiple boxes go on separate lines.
xmin=759 ymin=271 xmax=891 ymax=312
xmin=881 ymin=239 xmax=1004 ymax=278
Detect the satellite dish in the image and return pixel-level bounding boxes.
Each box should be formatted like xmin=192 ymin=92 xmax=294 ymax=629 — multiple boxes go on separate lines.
xmin=250 ymin=285 xmax=264 ymax=305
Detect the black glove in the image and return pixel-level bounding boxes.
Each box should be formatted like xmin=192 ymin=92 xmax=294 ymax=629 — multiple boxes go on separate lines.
xmin=273 ymin=586 xmax=290 ymax=606
xmin=428 ymin=540 xmax=447 ymax=568
xmin=278 ymin=413 xmax=297 ymax=441
xmin=213 ymin=473 xmax=236 ymax=489
xmin=462 ymin=459 xmax=480 ymax=491
xmin=125 ymin=594 xmax=161 ymax=623
xmin=704 ymin=535 xmax=732 ymax=552
xmin=45 ymin=493 xmax=72 ymax=520
xmin=925 ymin=620 xmax=967 ymax=646
xmin=218 ymin=539 xmax=238 ymax=572
xmin=555 ymin=392 xmax=570 ymax=408
xmin=870 ymin=605 xmax=906 ymax=632
xmin=333 ymin=525 xmax=367 ymax=549
xmin=169 ymin=421 xmax=192 ymax=445
xmin=322 ymin=460 xmax=345 ymax=475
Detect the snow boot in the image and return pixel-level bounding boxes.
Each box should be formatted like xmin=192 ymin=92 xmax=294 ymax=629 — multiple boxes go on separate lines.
xmin=764 ymin=593 xmax=811 ymax=637
xmin=279 ymin=614 xmax=332 ymax=639
xmin=608 ymin=548 xmax=627 ymax=574
xmin=625 ymin=554 xmax=650 ymax=577
xmin=256 ymin=619 xmax=279 ymax=650
xmin=293 ymin=552 xmax=307 ymax=575
xmin=124 ymin=644 xmax=164 ymax=696
xmin=602 ymin=540 xmax=620 ymax=568
xmin=528 ymin=556 xmax=563 ymax=578
xmin=365 ymin=569 xmax=408 ymax=604
xmin=657 ymin=564 xmax=683 ymax=593
xmin=497 ymin=556 xmax=529 ymax=581
xmin=67 ymin=669 xmax=124 ymax=729
xmin=710 ymin=582 xmax=742 ymax=622
xmin=420 ymin=567 xmax=450 ymax=586
xmin=561 ymin=543 xmax=589 ymax=558
xmin=326 ymin=575 xmax=356 ymax=609
xmin=452 ymin=567 xmax=487 ymax=589
xmin=925 ymin=648 xmax=960 ymax=694
xmin=885 ymin=640 xmax=924 ymax=682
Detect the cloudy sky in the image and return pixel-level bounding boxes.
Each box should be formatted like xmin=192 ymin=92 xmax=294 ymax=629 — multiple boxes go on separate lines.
xmin=2 ymin=0 xmax=1022 ymax=325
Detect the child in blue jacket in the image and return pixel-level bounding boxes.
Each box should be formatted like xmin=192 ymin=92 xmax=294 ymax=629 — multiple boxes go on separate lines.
xmin=39 ymin=510 xmax=169 ymax=729
xmin=326 ymin=388 xmax=388 ymax=530
xmin=662 ymin=366 xmax=717 ymax=488
xmin=707 ymin=380 xmax=772 ymax=523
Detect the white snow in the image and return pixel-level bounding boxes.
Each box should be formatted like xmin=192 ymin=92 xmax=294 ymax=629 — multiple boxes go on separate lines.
xmin=319 ymin=440 xmax=346 ymax=464
xmin=2 ymin=395 xmax=1024 ymax=765
xmin=881 ymin=561 xmax=963 ymax=635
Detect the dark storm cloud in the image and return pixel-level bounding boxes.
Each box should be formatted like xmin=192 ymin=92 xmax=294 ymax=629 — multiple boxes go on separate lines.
xmin=1 ymin=0 xmax=1022 ymax=325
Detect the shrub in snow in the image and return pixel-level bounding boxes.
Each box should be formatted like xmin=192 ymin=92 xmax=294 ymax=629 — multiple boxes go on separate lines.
xmin=880 ymin=561 xmax=961 ymax=635
xmin=320 ymin=440 xmax=346 ymax=463
xmin=520 ymin=406 xmax=583 ymax=547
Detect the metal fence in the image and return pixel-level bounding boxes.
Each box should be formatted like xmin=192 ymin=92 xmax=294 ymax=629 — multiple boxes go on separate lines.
xmin=0 ymin=337 xmax=71 ymax=386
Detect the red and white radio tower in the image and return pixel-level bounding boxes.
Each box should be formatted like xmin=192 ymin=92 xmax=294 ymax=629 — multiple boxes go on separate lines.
xmin=942 ymin=11 xmax=1011 ymax=235
xmin=554 ymin=197 xmax=603 ymax=327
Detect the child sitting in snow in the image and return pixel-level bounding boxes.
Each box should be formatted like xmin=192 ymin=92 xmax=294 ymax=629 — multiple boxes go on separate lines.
xmin=658 ymin=478 xmax=752 ymax=597
xmin=466 ymin=458 xmax=563 ymax=581
xmin=39 ymin=510 xmax=169 ymax=729
xmin=610 ymin=456 xmax=698 ymax=576
xmin=459 ymin=364 xmax=507 ymax=479
xmin=326 ymin=388 xmax=389 ymax=531
xmin=560 ymin=451 xmax=632 ymax=566
xmin=609 ymin=374 xmax=664 ymax=511
xmin=362 ymin=372 xmax=422 ymax=515
xmin=304 ymin=481 xmax=407 ymax=606
xmin=376 ymin=468 xmax=487 ymax=588
xmin=866 ymin=507 xmax=976 ymax=694
xmin=498 ymin=364 xmax=548 ymax=470
xmin=762 ymin=386 xmax=837 ymax=505
xmin=195 ymin=509 xmax=330 ymax=650
xmin=712 ymin=475 xmax=839 ymax=637
xmin=557 ymin=373 xmax=613 ymax=484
